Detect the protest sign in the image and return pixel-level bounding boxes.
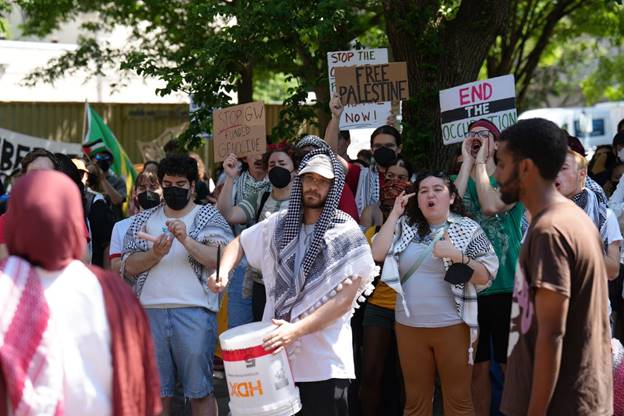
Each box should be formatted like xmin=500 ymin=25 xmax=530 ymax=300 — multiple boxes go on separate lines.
xmin=439 ymin=74 xmax=517 ymax=145
xmin=327 ymin=49 xmax=391 ymax=130
xmin=0 ymin=127 xmax=81 ymax=180
xmin=213 ymin=101 xmax=266 ymax=162
xmin=335 ymin=62 xmax=409 ymax=106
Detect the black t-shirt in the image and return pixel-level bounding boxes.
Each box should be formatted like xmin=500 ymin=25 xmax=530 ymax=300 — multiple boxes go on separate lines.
xmin=88 ymin=198 xmax=115 ymax=267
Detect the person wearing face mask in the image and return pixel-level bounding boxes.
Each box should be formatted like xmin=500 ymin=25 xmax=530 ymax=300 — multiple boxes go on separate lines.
xmin=122 ymin=154 xmax=233 ymax=416
xmin=359 ymin=157 xmax=412 ymax=416
xmin=214 ymin=149 xmax=270 ymax=329
xmin=109 ymin=171 xmax=163 ymax=275
xmin=453 ymin=119 xmax=524 ymax=416
xmin=360 ymin=158 xmax=413 ymax=230
xmin=217 ymin=145 xmax=297 ymax=321
xmin=324 ymin=93 xmax=403 ymax=216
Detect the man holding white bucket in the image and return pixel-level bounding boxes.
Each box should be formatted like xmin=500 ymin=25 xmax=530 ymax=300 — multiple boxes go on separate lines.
xmin=209 ymin=148 xmax=377 ymax=415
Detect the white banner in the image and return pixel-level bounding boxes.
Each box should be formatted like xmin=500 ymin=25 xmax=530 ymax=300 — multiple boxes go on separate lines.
xmin=439 ymin=74 xmax=517 ymax=145
xmin=0 ymin=127 xmax=82 ymax=179
xmin=328 ymin=48 xmax=391 ymax=130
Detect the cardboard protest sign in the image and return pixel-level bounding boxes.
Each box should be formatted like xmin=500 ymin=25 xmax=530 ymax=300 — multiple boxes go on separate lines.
xmin=439 ymin=74 xmax=517 ymax=145
xmin=0 ymin=127 xmax=82 ymax=181
xmin=335 ymin=62 xmax=409 ymax=106
xmin=327 ymin=49 xmax=391 ymax=130
xmin=213 ymin=101 xmax=266 ymax=162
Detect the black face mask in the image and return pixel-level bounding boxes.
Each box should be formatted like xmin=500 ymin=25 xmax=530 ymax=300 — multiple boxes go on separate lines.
xmin=163 ymin=186 xmax=190 ymax=210
xmin=373 ymin=147 xmax=398 ymax=168
xmin=268 ymin=166 xmax=292 ymax=189
xmin=137 ymin=190 xmax=161 ymax=210
xmin=97 ymin=159 xmax=111 ymax=173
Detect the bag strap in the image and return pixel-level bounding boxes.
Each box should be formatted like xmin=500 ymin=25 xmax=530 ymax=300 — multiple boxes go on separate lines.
xmin=400 ymin=224 xmax=449 ymax=285
xmin=255 ymin=191 xmax=272 ymax=222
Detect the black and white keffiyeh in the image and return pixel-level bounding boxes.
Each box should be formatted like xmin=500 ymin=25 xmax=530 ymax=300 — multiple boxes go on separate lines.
xmin=121 ymin=203 xmax=234 ymax=297
xmin=380 ymin=213 xmax=498 ymax=363
xmin=295 ymin=135 xmax=330 ymax=150
xmin=354 ymin=164 xmax=380 ymax=215
xmin=271 ymin=147 xmax=376 ymax=321
xmin=234 ymin=170 xmax=270 ymax=205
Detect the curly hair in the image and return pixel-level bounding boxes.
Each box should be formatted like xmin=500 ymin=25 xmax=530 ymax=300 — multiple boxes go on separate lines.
xmin=263 ymin=143 xmax=298 ymax=171
xmin=406 ymin=171 xmax=467 ymax=238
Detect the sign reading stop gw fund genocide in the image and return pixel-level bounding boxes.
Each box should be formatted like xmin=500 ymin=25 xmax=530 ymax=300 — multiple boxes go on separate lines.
xmin=439 ymin=74 xmax=517 ymax=145
xmin=327 ymin=49 xmax=391 ymax=130
xmin=213 ymin=101 xmax=266 ymax=162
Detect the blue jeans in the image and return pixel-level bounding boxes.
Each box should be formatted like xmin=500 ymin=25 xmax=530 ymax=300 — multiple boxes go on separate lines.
xmin=227 ymin=257 xmax=253 ymax=328
xmin=146 ymin=307 xmax=217 ymax=398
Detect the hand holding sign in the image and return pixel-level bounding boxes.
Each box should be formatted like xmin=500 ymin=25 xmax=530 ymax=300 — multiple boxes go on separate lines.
xmin=223 ymin=153 xmax=242 ymax=178
xmin=329 ymin=92 xmax=344 ymax=119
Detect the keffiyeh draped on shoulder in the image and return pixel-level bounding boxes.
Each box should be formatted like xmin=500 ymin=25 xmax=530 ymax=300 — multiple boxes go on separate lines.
xmin=271 ymin=148 xmax=376 ymax=321
xmin=354 ymin=164 xmax=380 ymax=215
xmin=121 ymin=203 xmax=233 ymax=297
xmin=380 ymin=214 xmax=498 ymax=363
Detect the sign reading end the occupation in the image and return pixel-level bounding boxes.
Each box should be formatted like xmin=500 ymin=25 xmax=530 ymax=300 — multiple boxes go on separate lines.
xmin=213 ymin=101 xmax=266 ymax=162
xmin=439 ymin=74 xmax=517 ymax=145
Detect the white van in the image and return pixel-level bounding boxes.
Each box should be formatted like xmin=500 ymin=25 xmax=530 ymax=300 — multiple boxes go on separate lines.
xmin=519 ymin=102 xmax=624 ymax=153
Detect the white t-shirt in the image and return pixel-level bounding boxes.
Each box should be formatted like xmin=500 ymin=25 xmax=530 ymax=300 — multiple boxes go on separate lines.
xmin=36 ymin=260 xmax=112 ymax=416
xmin=240 ymin=213 xmax=355 ymax=382
xmin=109 ymin=217 xmax=132 ymax=259
xmin=139 ymin=205 xmax=217 ymax=310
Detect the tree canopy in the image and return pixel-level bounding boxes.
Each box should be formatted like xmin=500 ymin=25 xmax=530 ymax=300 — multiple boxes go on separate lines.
xmin=3 ymin=0 xmax=623 ymax=169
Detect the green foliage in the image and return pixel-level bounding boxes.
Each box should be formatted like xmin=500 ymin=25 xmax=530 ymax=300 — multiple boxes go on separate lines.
xmin=11 ymin=0 xmax=624 ymax=168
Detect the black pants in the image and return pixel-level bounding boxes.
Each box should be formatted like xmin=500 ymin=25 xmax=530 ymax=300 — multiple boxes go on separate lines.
xmin=296 ymin=379 xmax=350 ymax=416
xmin=252 ymin=281 xmax=266 ymax=322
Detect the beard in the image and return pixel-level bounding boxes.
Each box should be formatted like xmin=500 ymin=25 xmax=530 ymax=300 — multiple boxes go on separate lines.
xmin=303 ymin=192 xmax=326 ymax=208
xmin=499 ymin=167 xmax=520 ymax=204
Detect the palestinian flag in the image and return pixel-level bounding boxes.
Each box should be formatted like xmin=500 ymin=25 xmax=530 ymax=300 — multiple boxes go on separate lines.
xmin=83 ymin=104 xmax=137 ymax=212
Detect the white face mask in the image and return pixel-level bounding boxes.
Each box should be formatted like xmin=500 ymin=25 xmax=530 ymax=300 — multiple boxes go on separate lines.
xmin=618 ymin=149 xmax=624 ymax=162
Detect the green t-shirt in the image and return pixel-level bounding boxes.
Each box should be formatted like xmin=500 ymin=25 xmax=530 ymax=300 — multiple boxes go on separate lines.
xmin=461 ymin=176 xmax=524 ymax=296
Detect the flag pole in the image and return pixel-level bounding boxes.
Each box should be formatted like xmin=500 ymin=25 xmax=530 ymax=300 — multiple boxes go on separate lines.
xmin=81 ymin=100 xmax=88 ymax=145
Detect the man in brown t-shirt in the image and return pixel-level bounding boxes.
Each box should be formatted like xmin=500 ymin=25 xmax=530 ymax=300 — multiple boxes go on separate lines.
xmin=494 ymin=118 xmax=612 ymax=416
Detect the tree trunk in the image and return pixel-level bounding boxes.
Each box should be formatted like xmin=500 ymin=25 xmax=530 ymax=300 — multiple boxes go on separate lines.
xmin=238 ymin=64 xmax=254 ymax=104
xmin=384 ymin=0 xmax=511 ymax=170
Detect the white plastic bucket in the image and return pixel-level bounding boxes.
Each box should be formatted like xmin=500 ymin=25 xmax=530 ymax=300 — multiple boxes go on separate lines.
xmin=220 ymin=322 xmax=302 ymax=416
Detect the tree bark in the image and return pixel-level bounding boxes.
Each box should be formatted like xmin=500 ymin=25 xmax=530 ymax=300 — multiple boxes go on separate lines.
xmin=237 ymin=64 xmax=254 ymax=104
xmin=384 ymin=0 xmax=511 ymax=170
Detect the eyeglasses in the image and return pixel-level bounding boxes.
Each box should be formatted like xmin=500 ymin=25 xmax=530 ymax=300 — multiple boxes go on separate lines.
xmin=465 ymin=130 xmax=491 ymax=140
xmin=301 ymin=174 xmax=332 ymax=187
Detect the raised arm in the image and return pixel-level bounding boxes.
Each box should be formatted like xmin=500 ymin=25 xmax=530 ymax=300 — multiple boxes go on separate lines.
xmin=473 ymin=139 xmax=514 ymax=215
xmin=323 ymin=92 xmax=343 ymax=154
xmin=454 ymin=139 xmax=473 ymax=198
xmin=216 ymin=153 xmax=249 ymax=225
xmin=371 ymin=191 xmax=413 ymax=262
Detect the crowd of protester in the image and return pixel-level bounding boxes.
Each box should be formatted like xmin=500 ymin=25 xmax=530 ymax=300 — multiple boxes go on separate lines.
xmin=1 ymin=93 xmax=624 ymax=416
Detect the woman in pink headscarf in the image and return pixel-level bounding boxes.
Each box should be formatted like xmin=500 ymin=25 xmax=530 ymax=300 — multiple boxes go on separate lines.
xmin=0 ymin=170 xmax=161 ymax=416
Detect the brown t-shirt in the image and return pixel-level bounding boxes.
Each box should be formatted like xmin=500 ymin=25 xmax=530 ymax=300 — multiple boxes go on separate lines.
xmin=501 ymin=200 xmax=612 ymax=416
